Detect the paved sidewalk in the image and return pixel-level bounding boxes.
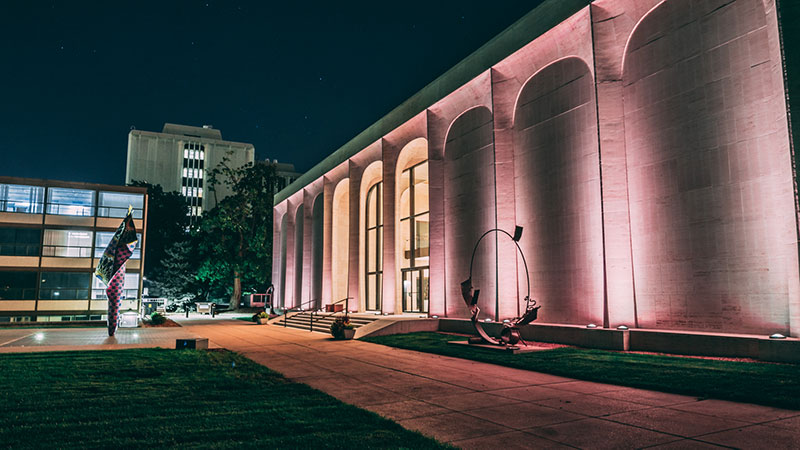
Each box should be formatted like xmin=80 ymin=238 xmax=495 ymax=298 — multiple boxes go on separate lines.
xmin=0 ymin=326 xmax=201 ymax=353
xmin=177 ymin=319 xmax=800 ymax=449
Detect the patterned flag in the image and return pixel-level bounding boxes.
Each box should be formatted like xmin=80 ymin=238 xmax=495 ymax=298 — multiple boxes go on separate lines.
xmin=95 ymin=207 xmax=138 ymax=336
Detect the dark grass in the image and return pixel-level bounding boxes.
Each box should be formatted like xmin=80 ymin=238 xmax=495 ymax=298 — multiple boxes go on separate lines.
xmin=0 ymin=349 xmax=449 ymax=449
xmin=362 ymin=332 xmax=800 ymax=410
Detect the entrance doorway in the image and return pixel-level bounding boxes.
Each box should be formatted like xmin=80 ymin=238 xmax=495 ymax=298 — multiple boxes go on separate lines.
xmin=402 ymin=267 xmax=429 ymax=313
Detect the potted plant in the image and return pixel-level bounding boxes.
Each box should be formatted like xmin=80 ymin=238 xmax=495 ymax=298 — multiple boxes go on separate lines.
xmin=253 ymin=311 xmax=269 ymax=325
xmin=330 ymin=317 xmax=355 ymax=340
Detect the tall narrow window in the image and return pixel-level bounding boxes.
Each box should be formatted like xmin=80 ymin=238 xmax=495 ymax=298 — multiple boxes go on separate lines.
xmin=365 ymin=182 xmax=383 ymax=311
xmin=399 ymin=161 xmax=429 ymax=313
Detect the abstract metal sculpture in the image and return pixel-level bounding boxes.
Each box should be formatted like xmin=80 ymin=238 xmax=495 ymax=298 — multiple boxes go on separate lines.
xmin=460 ymin=226 xmax=540 ymax=346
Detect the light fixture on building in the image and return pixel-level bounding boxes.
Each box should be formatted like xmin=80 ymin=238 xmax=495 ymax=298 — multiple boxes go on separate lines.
xmin=502 ymin=319 xmax=511 ymax=323
xmin=769 ymin=333 xmax=787 ymax=339
xmin=617 ymin=325 xmax=629 ymax=330
xmin=431 ymin=315 xmax=439 ymax=319
xmin=586 ymin=323 xmax=597 ymax=329
xmin=483 ymin=318 xmax=492 ymax=323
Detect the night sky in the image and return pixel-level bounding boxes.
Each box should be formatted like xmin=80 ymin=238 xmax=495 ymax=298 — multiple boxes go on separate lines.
xmin=0 ymin=1 xmax=543 ymax=186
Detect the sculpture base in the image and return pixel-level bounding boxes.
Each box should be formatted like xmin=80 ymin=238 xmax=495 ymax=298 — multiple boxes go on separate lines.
xmin=448 ymin=340 xmax=551 ymax=354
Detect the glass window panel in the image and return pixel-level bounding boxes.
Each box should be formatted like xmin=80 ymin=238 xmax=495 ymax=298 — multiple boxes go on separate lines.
xmin=43 ymin=229 xmax=93 ymax=257
xmin=399 ymin=171 xmax=411 ymax=218
xmin=367 ymin=187 xmax=377 ymax=228
xmin=0 ymin=228 xmax=41 ymax=256
xmin=413 ymin=163 xmax=429 ymax=215
xmin=377 ymin=227 xmax=383 ymax=272
xmin=94 ymin=232 xmax=141 ymax=259
xmin=367 ymin=228 xmax=377 ymax=272
xmin=414 ymin=213 xmax=430 ymax=266
xmin=366 ymin=274 xmax=376 ymax=309
xmin=98 ymin=192 xmax=144 ymax=218
xmin=0 ymin=184 xmax=45 ymax=214
xmin=47 ymin=188 xmax=95 ymax=216
xmin=40 ymin=271 xmax=91 ymax=300
xmin=0 ymin=271 xmax=37 ymax=300
xmin=401 ymin=218 xmax=411 ymax=268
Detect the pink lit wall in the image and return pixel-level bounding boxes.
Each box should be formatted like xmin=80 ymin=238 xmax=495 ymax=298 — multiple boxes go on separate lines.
xmin=624 ymin=0 xmax=796 ymax=334
xmin=271 ymin=0 xmax=798 ymax=337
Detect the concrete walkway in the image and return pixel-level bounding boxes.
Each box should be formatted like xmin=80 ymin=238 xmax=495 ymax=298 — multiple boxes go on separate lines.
xmin=177 ymin=319 xmax=800 ymax=449
xmin=2 ymin=317 xmax=799 ymax=448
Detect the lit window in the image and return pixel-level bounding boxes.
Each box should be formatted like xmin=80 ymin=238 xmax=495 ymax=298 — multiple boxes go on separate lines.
xmin=184 ymin=149 xmax=189 ymax=158
xmin=42 ymin=229 xmax=93 ymax=258
xmin=0 ymin=184 xmax=45 ymax=214
xmin=97 ymin=192 xmax=144 ymax=219
xmin=46 ymin=188 xmax=95 ymax=216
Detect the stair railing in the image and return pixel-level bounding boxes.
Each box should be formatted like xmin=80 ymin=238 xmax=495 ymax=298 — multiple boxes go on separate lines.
xmin=282 ymin=299 xmax=319 ymax=329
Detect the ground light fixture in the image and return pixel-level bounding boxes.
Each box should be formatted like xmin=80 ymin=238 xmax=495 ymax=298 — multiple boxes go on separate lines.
xmin=431 ymin=315 xmax=439 ymax=319
xmin=769 ymin=333 xmax=787 ymax=339
xmin=617 ymin=325 xmax=629 ymax=330
xmin=586 ymin=323 xmax=598 ymax=328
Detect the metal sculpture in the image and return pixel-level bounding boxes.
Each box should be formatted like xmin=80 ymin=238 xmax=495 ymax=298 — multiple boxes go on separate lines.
xmin=460 ymin=226 xmax=540 ymax=346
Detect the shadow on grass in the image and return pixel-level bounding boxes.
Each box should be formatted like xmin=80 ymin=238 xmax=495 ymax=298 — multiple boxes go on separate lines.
xmin=362 ymin=331 xmax=800 ymax=411
xmin=0 ymin=348 xmax=450 ymax=449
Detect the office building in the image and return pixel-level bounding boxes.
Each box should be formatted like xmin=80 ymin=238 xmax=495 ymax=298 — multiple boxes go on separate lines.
xmin=126 ymin=123 xmax=254 ymax=221
xmin=0 ymin=177 xmax=147 ymax=322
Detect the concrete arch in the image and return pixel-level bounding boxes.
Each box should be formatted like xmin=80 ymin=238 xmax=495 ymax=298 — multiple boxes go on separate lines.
xmin=359 ymin=161 xmax=384 ymax=312
xmin=513 ymin=56 xmax=604 ymax=326
xmin=311 ymin=194 xmax=324 ymax=310
xmin=331 ymin=178 xmax=350 ymax=304
xmin=443 ymin=106 xmax=497 ymax=318
xmin=293 ymin=204 xmax=304 ymax=308
xmin=278 ymin=212 xmax=288 ymax=308
xmin=622 ymin=0 xmax=793 ymax=334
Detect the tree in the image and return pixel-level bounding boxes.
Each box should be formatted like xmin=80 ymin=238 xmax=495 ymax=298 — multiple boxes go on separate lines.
xmin=128 ymin=181 xmax=190 ymax=283
xmin=156 ymin=239 xmax=200 ymax=302
xmin=196 ymin=155 xmax=277 ymax=309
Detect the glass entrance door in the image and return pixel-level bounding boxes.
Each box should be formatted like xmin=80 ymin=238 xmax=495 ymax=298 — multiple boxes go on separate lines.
xmin=402 ymin=267 xmax=429 ymax=313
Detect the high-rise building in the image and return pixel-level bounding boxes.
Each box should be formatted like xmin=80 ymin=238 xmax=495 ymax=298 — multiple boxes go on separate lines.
xmin=126 ymin=123 xmax=255 ymax=222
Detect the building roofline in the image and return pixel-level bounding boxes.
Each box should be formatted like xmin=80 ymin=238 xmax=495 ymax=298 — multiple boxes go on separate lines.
xmin=129 ymin=129 xmax=255 ymax=149
xmin=0 ymin=176 xmax=147 ymax=194
xmin=274 ymin=0 xmax=591 ymax=204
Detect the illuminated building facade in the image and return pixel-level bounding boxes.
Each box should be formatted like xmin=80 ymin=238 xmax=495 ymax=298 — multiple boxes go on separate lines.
xmin=272 ymin=0 xmax=799 ymax=337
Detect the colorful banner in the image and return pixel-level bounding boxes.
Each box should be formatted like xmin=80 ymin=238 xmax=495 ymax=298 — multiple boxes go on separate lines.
xmin=95 ymin=207 xmax=138 ymax=336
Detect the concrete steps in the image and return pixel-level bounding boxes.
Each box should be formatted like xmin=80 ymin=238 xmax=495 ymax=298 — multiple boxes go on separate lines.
xmin=276 ymin=312 xmax=380 ymax=334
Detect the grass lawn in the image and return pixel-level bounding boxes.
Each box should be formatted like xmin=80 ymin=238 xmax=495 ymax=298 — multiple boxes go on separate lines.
xmin=0 ymin=349 xmax=448 ymax=449
xmin=362 ymin=332 xmax=800 ymax=411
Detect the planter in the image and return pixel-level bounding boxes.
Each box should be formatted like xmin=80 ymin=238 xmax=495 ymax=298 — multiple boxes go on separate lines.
xmin=325 ymin=304 xmax=344 ymax=313
xmin=342 ymin=328 xmax=356 ymax=340
xmin=256 ymin=317 xmax=269 ymax=325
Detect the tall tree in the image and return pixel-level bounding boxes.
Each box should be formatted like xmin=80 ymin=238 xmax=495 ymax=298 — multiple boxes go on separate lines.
xmin=197 ymin=155 xmax=276 ymax=309
xmin=127 ymin=181 xmax=189 ymax=282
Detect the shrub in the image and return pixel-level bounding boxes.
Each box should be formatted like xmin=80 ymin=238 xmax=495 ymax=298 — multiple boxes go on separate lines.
xmin=252 ymin=311 xmax=268 ymax=322
xmin=330 ymin=317 xmax=353 ymax=339
xmin=150 ymin=312 xmax=167 ymax=325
